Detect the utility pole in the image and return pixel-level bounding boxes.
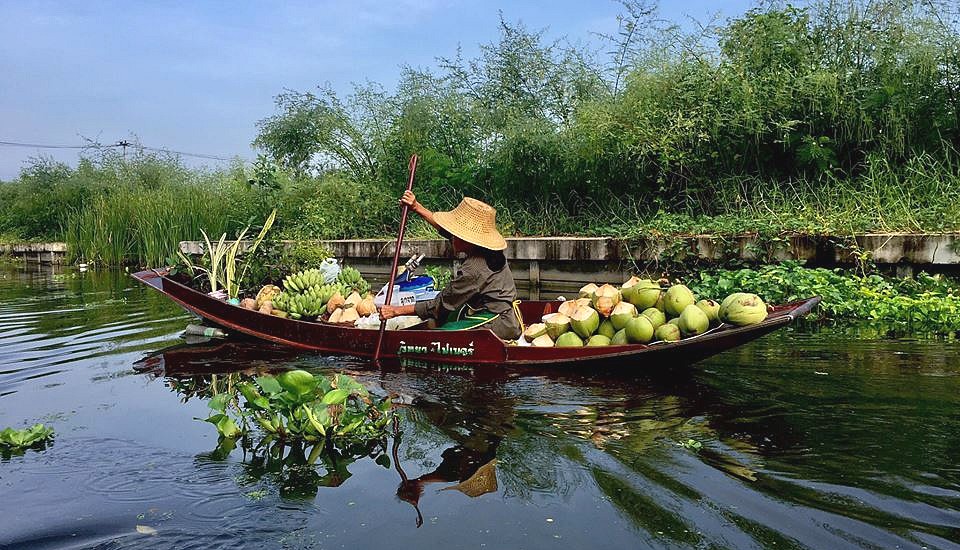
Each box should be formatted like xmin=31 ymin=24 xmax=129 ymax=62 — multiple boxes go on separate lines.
xmin=117 ymin=140 xmax=131 ymax=160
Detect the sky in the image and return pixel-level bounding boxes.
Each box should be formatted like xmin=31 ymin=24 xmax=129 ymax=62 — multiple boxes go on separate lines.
xmin=0 ymin=0 xmax=754 ymax=180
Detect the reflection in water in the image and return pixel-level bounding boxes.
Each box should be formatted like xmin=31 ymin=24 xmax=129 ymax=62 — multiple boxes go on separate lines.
xmin=3 ymin=264 xmax=960 ymax=549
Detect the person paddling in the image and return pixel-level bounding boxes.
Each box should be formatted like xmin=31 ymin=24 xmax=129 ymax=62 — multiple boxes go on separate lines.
xmin=378 ymin=191 xmax=522 ymax=340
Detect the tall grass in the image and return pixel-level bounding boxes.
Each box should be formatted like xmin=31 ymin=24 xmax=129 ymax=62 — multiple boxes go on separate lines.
xmin=64 ymin=180 xmax=265 ymax=267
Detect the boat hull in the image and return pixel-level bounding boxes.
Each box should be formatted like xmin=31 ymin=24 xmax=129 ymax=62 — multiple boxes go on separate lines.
xmin=133 ymin=269 xmax=820 ymax=368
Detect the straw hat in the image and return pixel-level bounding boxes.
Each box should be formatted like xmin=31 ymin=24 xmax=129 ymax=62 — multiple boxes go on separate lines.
xmin=433 ymin=197 xmax=507 ymax=251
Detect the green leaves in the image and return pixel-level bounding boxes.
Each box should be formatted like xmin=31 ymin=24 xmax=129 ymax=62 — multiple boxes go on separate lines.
xmin=321 ymin=388 xmax=350 ymax=406
xmin=277 ymin=370 xmax=317 ymax=398
xmin=197 ymin=370 xmax=393 ymax=455
xmin=0 ymin=424 xmax=54 ymax=449
xmin=203 ymin=414 xmax=242 ymax=439
xmin=691 ymin=261 xmax=960 ymax=335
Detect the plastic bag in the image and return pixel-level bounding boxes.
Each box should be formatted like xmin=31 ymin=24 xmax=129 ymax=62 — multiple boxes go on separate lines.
xmin=318 ymin=257 xmax=341 ymax=284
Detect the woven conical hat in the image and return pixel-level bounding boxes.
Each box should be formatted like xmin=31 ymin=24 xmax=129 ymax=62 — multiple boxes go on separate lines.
xmin=433 ymin=198 xmax=507 ymax=251
xmin=440 ymin=458 xmax=498 ymax=497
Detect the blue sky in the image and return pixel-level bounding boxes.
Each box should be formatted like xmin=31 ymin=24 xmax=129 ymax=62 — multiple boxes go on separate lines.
xmin=0 ymin=0 xmax=753 ymax=180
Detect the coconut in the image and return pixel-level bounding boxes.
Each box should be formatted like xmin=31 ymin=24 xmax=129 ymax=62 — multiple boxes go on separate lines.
xmin=628 ymin=279 xmax=662 ymax=310
xmin=591 ymin=284 xmax=621 ymax=317
xmin=654 ymin=323 xmax=681 ymax=342
xmin=558 ymin=299 xmax=581 ymax=318
xmin=641 ymin=307 xmax=666 ymax=330
xmin=357 ymin=295 xmax=377 ymax=317
xmin=555 ymin=332 xmax=583 ymax=347
xmin=609 ymin=301 xmax=637 ymax=331
xmin=597 ymin=319 xmax=616 ymax=339
xmin=624 ymin=316 xmax=654 ymax=344
xmin=542 ymin=312 xmax=571 ymax=340
xmin=258 ymin=301 xmax=273 ymax=315
xmin=664 ymin=284 xmax=696 ymax=317
xmin=695 ymin=299 xmax=721 ymax=325
xmin=719 ymin=292 xmax=750 ymax=321
xmin=579 ymin=283 xmax=599 ymax=299
xmin=531 ymin=334 xmax=554 ymax=347
xmin=339 ymin=307 xmax=360 ymax=324
xmin=570 ymin=306 xmax=600 ymax=338
xmin=240 ymin=298 xmax=258 ymax=310
xmin=610 ymin=329 xmax=628 ymax=345
xmin=255 ymin=285 xmax=282 ymax=309
xmin=678 ymin=304 xmax=710 ymax=336
xmin=523 ymin=323 xmax=548 ymax=340
xmin=586 ymin=334 xmax=611 ymax=347
xmin=326 ymin=291 xmax=345 ymax=314
xmin=328 ymin=308 xmax=343 ymax=323
xmin=668 ymin=317 xmax=681 ymax=327
xmin=619 ymin=276 xmax=642 ymax=304
xmin=344 ymin=291 xmax=363 ymax=309
xmin=720 ymin=293 xmax=768 ymax=326
xmin=654 ymin=292 xmax=666 ymax=312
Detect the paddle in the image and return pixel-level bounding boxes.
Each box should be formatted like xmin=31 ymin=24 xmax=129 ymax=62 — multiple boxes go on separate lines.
xmin=373 ymin=153 xmax=419 ymax=365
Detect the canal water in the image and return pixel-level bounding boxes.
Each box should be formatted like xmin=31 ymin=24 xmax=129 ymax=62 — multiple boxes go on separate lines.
xmin=1 ymin=265 xmax=958 ymax=549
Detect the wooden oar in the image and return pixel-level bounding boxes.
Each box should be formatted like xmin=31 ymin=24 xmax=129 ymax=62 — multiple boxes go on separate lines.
xmin=373 ymin=154 xmax=419 ymax=365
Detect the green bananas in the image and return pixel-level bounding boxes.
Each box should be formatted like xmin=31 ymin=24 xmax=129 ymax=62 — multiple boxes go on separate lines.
xmin=336 ymin=267 xmax=370 ymax=296
xmin=273 ymin=283 xmax=346 ymax=321
xmin=282 ymin=269 xmax=326 ymax=293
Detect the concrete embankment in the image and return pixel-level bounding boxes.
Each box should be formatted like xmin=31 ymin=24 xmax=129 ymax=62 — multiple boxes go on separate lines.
xmin=7 ymin=234 xmax=959 ymax=297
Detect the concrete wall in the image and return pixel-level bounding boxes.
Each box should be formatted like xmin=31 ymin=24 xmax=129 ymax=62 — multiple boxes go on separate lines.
xmin=0 ymin=242 xmax=66 ymax=264
xmin=177 ymin=233 xmax=960 ymax=298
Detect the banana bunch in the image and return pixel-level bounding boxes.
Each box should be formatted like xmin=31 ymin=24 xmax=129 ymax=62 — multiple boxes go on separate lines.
xmin=272 ymin=292 xmax=291 ymax=312
xmin=286 ymin=291 xmax=325 ymax=320
xmin=336 ymin=266 xmax=370 ymax=296
xmin=282 ymin=269 xmax=326 ymax=293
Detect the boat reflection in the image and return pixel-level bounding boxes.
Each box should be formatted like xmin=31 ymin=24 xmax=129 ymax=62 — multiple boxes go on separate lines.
xmin=135 ymin=339 xmax=767 ymax=535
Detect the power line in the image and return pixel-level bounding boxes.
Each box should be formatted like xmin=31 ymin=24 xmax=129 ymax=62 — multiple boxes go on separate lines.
xmin=0 ymin=139 xmax=235 ymax=162
xmin=0 ymin=140 xmax=109 ymax=150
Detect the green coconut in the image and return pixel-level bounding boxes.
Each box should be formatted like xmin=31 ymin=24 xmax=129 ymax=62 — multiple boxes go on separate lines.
xmin=523 ymin=323 xmax=547 ymax=340
xmin=597 ymin=319 xmax=616 ymax=339
xmin=591 ymin=284 xmax=621 ymax=317
xmin=624 ymin=315 xmax=654 ymax=344
xmin=629 ymin=279 xmax=662 ymax=310
xmin=719 ymin=292 xmax=750 ymax=321
xmin=720 ymin=293 xmax=768 ymax=326
xmin=678 ymin=304 xmax=710 ymax=336
xmin=610 ymin=329 xmax=628 ymax=345
xmin=668 ymin=317 xmax=681 ymax=327
xmin=531 ymin=334 xmax=554 ymax=347
xmin=586 ymin=334 xmax=611 ymax=347
xmin=555 ymin=332 xmax=584 ymax=347
xmin=579 ymin=283 xmax=599 ymax=299
xmin=654 ymin=323 xmax=681 ymax=342
xmin=664 ymin=284 xmax=696 ymax=317
xmin=641 ymin=307 xmax=666 ymax=330
xmin=609 ymin=301 xmax=637 ymax=331
xmin=557 ymin=299 xmax=581 ymax=318
xmin=570 ymin=306 xmax=600 ymax=338
xmin=619 ymin=276 xmax=642 ymax=304
xmin=542 ymin=312 xmax=571 ymax=340
xmin=696 ymin=299 xmax=721 ymax=325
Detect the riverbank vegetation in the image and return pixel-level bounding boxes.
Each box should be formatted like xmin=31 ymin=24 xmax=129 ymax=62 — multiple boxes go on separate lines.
xmin=1 ymin=0 xmax=959 ymax=266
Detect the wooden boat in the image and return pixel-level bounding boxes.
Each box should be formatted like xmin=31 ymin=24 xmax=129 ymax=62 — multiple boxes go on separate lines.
xmin=133 ymin=268 xmax=821 ymax=368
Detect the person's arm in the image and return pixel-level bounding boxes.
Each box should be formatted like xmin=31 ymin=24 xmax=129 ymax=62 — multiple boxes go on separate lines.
xmin=401 ymin=190 xmax=444 ymax=234
xmin=381 ymin=261 xmax=479 ymax=321
xmin=379 ymin=303 xmax=415 ymax=319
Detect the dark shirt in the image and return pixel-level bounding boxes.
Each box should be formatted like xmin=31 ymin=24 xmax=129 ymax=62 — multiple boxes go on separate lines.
xmin=414 ymin=254 xmax=521 ymax=340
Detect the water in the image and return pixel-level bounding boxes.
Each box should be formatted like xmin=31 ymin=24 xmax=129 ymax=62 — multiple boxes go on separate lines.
xmin=1 ymin=264 xmax=959 ymax=549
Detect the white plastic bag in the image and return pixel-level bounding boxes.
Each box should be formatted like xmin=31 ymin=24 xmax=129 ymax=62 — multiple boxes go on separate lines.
xmin=319 ymin=257 xmax=341 ymax=284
